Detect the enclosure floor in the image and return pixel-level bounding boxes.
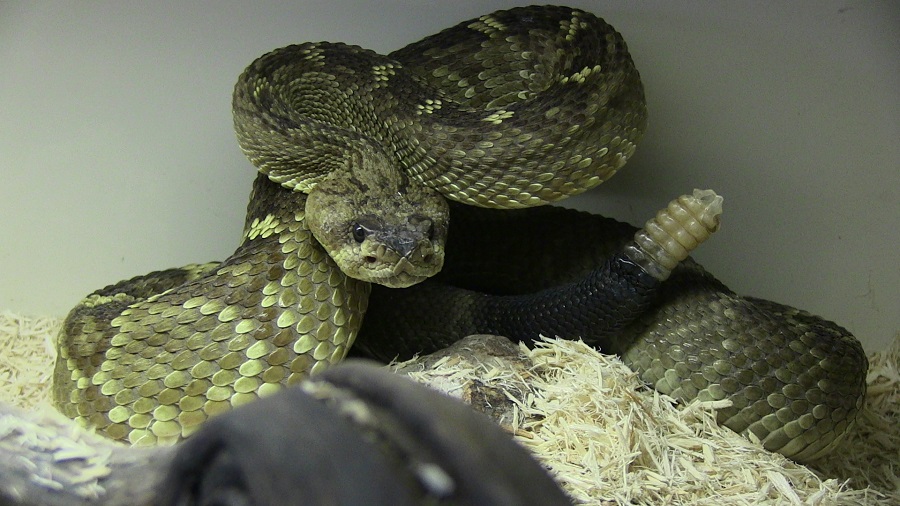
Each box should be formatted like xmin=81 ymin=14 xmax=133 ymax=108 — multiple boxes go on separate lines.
xmin=1 ymin=311 xmax=897 ymax=505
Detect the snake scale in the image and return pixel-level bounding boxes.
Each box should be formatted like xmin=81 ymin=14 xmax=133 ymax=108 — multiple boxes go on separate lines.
xmin=52 ymin=5 xmax=866 ymax=463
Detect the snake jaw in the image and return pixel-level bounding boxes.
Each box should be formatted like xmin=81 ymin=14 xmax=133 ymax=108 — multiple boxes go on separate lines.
xmin=349 ymin=233 xmax=445 ymax=288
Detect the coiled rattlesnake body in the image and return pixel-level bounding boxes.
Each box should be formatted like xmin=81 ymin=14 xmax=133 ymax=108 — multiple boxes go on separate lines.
xmin=52 ymin=5 xmax=866 ymax=463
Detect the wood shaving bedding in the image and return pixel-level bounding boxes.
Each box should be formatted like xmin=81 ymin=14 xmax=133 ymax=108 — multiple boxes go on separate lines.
xmin=396 ymin=334 xmax=898 ymax=504
xmin=514 ymin=338 xmax=895 ymax=504
xmin=0 ymin=312 xmax=57 ymax=410
xmin=0 ymin=311 xmax=897 ymax=504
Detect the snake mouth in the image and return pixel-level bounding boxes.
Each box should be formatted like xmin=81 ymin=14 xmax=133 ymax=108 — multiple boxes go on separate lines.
xmin=322 ymin=235 xmax=444 ymax=288
xmin=381 ymin=271 xmax=428 ymax=288
xmin=361 ymin=256 xmax=440 ymax=288
xmin=340 ymin=237 xmax=444 ymax=288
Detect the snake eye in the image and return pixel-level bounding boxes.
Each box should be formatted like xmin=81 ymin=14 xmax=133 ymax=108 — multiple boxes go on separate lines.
xmin=351 ymin=223 xmax=368 ymax=243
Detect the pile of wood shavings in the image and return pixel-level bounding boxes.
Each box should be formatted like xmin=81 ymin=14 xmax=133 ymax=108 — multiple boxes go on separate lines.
xmin=396 ymin=334 xmax=898 ymax=505
xmin=0 ymin=312 xmax=57 ymax=410
xmin=0 ymin=311 xmax=897 ymax=504
xmin=516 ymin=338 xmax=896 ymax=504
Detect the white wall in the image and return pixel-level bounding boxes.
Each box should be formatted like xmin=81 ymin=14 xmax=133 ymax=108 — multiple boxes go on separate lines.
xmin=1 ymin=1 xmax=897 ymax=352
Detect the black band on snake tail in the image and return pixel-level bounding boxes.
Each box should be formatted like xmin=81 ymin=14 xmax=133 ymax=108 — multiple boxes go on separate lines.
xmin=355 ymin=190 xmax=723 ymax=360
xmin=357 ymin=253 xmax=659 ymax=362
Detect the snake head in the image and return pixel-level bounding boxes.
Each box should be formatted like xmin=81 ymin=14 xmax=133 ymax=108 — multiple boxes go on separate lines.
xmin=305 ymin=146 xmax=449 ymax=288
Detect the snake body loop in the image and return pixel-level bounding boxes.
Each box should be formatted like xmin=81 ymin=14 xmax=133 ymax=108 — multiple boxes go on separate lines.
xmin=52 ymin=5 xmax=866 ymax=462
xmin=232 ymin=5 xmax=646 ymax=208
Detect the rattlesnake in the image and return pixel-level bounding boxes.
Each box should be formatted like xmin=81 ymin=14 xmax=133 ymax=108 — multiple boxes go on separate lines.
xmin=52 ymin=5 xmax=866 ymax=463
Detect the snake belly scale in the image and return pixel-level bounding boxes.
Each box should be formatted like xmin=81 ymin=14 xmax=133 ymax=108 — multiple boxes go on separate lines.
xmin=51 ymin=4 xmax=866 ymax=463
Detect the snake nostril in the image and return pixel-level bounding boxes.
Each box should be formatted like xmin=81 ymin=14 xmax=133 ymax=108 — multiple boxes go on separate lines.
xmin=365 ymin=256 xmax=377 ymax=264
xmin=422 ymin=253 xmax=433 ymax=264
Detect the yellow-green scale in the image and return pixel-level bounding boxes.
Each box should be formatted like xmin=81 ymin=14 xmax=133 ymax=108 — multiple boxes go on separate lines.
xmin=69 ymin=209 xmax=369 ymax=445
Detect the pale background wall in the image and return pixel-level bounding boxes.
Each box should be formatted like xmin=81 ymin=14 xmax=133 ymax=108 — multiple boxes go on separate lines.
xmin=1 ymin=1 xmax=897 ymax=352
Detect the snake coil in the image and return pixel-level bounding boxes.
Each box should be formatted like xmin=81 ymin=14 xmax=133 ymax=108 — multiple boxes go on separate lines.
xmin=52 ymin=6 xmax=866 ymax=463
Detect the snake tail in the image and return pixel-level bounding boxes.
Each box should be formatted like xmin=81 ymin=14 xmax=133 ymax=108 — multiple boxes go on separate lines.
xmin=477 ymin=190 xmax=724 ymax=340
xmin=625 ymin=189 xmax=723 ymax=281
xmin=357 ymin=187 xmax=866 ymax=463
